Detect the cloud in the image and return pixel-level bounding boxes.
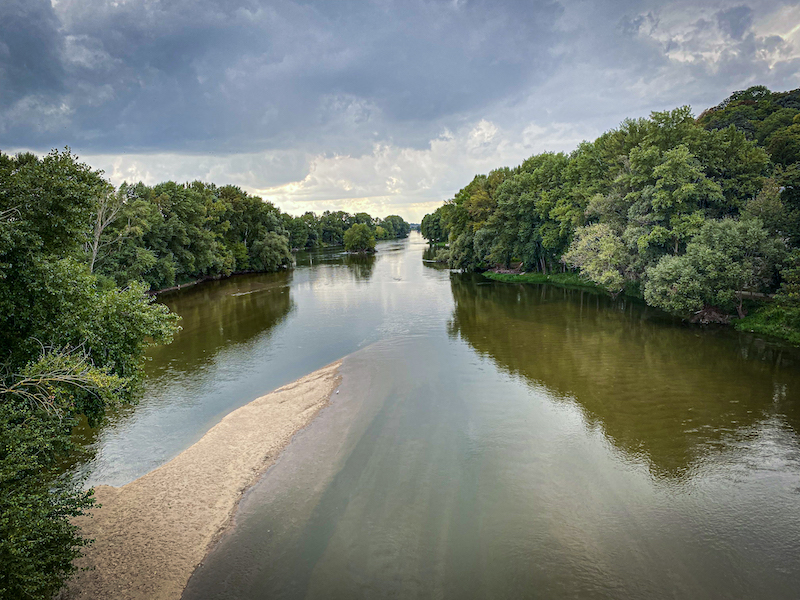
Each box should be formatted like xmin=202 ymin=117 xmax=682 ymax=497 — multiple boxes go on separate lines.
xmin=2 ymin=0 xmax=800 ymax=221
xmin=1 ymin=0 xmax=565 ymax=154
xmin=80 ymin=117 xmax=597 ymax=222
xmin=717 ymin=5 xmax=753 ymax=40
xmin=0 ymin=0 xmax=65 ymax=104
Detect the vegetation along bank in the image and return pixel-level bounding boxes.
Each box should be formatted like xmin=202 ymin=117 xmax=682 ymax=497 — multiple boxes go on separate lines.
xmin=0 ymin=149 xmax=407 ymax=599
xmin=421 ymin=86 xmax=800 ymax=344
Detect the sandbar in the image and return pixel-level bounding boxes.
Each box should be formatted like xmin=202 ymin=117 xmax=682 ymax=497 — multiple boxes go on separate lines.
xmin=64 ymin=360 xmax=342 ymax=600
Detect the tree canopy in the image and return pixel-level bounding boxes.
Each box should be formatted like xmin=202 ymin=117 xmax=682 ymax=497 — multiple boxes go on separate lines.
xmin=0 ymin=148 xmax=410 ymax=598
xmin=344 ymin=223 xmax=377 ymax=252
xmin=421 ymin=86 xmax=800 ymax=343
xmin=0 ymin=150 xmax=179 ymax=599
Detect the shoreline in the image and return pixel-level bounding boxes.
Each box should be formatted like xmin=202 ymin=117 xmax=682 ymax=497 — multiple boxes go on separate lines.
xmin=149 ymin=268 xmax=290 ymax=296
xmin=64 ymin=360 xmax=343 ymax=600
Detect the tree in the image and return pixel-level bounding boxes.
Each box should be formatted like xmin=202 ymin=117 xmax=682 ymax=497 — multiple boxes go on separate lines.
xmin=0 ymin=348 xmax=126 ymax=600
xmin=250 ymin=231 xmax=292 ymax=271
xmin=380 ymin=215 xmax=411 ymax=239
xmin=739 ymin=249 xmax=800 ymax=343
xmin=563 ymin=224 xmax=630 ymax=297
xmin=86 ymin=184 xmax=127 ymax=273
xmin=421 ymin=211 xmax=447 ymax=243
xmin=645 ymin=218 xmax=784 ymax=318
xmin=343 ymin=223 xmax=376 ymax=252
xmin=0 ymin=150 xmax=179 ymax=599
xmin=281 ymin=213 xmax=309 ymax=250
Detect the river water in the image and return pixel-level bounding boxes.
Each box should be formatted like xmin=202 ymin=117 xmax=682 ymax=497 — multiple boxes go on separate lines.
xmin=78 ymin=232 xmax=800 ymax=598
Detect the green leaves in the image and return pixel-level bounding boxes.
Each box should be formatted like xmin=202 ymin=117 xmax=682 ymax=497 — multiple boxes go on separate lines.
xmin=563 ymin=224 xmax=630 ymax=297
xmin=0 ymin=150 xmax=181 ymax=599
xmin=644 ymin=218 xmax=784 ymax=318
xmin=0 ymin=346 xmax=143 ymax=599
xmin=422 ymin=86 xmax=799 ymax=336
xmin=343 ymin=223 xmax=376 ymax=252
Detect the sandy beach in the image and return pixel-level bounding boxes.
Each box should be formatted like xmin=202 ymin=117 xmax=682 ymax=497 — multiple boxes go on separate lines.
xmin=65 ymin=360 xmax=342 ymax=600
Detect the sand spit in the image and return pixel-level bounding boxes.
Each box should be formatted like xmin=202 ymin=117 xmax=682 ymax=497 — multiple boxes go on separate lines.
xmin=65 ymin=360 xmax=342 ymax=600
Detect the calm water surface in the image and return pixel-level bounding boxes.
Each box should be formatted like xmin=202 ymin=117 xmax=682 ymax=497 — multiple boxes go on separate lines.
xmin=79 ymin=233 xmax=800 ymax=598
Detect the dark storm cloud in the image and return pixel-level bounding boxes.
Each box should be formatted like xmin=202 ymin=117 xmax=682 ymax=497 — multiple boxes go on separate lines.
xmin=1 ymin=0 xmax=798 ymax=158
xmin=0 ymin=0 xmax=565 ymax=153
xmin=0 ymin=0 xmax=65 ymax=103
xmin=716 ymin=5 xmax=754 ymax=40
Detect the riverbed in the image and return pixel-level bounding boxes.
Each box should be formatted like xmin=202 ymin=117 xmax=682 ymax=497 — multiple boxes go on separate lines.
xmin=76 ymin=232 xmax=800 ymax=599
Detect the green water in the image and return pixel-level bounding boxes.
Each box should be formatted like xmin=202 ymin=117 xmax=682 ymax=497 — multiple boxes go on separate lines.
xmin=78 ymin=233 xmax=800 ymax=598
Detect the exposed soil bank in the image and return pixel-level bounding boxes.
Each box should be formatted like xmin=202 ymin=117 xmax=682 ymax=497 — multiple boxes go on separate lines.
xmin=64 ymin=361 xmax=342 ymax=600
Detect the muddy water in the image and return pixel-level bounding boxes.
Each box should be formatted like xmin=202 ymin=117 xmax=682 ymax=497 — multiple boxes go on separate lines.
xmin=77 ymin=233 xmax=800 ymax=598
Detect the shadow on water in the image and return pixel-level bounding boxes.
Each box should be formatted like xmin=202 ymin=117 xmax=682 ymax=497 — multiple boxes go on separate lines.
xmin=148 ymin=271 xmax=295 ymax=378
xmin=448 ymin=274 xmax=800 ymax=480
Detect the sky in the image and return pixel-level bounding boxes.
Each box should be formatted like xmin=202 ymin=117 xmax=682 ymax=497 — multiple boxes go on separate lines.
xmin=1 ymin=0 xmax=799 ymax=222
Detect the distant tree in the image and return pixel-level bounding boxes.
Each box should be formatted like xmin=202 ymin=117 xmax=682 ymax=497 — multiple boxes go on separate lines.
xmin=343 ymin=223 xmax=376 ymax=252
xmin=250 ymin=231 xmax=293 ymax=271
xmin=354 ymin=212 xmax=374 ymax=227
xmin=421 ymin=211 xmax=447 ymax=243
xmin=380 ymin=215 xmax=411 ymax=238
xmin=282 ymin=214 xmax=309 ymax=250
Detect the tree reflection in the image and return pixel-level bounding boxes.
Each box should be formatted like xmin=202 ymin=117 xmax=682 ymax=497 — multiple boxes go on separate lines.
xmin=343 ymin=252 xmax=376 ymax=281
xmin=448 ymin=275 xmax=800 ymax=479
xmin=146 ymin=271 xmax=295 ymax=377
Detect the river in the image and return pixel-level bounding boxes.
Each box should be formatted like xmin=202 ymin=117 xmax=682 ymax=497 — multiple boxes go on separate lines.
xmin=76 ymin=232 xmax=800 ymax=599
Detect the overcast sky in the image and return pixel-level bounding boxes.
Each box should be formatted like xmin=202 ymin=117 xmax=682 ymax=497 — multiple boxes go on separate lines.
xmin=2 ymin=0 xmax=799 ymax=221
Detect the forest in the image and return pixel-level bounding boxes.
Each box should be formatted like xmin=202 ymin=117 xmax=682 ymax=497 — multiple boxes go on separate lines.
xmin=0 ymin=149 xmax=408 ymax=599
xmin=421 ymin=86 xmax=800 ymax=344
xmin=86 ymin=179 xmax=409 ymax=292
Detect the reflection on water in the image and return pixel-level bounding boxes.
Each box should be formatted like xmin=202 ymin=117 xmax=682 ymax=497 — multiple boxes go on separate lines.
xmin=448 ymin=276 xmax=800 ymax=479
xmin=296 ymin=246 xmax=377 ymax=281
xmin=73 ymin=236 xmax=440 ymax=487
xmin=182 ymin=238 xmax=800 ymax=600
xmin=149 ymin=272 xmax=294 ymax=378
xmin=72 ymin=271 xmax=296 ymax=486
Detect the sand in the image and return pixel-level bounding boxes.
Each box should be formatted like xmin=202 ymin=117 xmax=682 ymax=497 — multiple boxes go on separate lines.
xmin=64 ymin=360 xmax=342 ymax=600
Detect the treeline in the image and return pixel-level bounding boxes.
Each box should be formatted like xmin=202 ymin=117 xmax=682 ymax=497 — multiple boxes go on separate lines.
xmin=91 ymin=181 xmax=409 ymax=292
xmin=284 ymin=211 xmax=410 ymax=252
xmin=0 ymin=148 xmax=408 ymax=598
xmin=0 ymin=150 xmax=179 ymax=599
xmin=421 ymin=86 xmax=800 ymax=344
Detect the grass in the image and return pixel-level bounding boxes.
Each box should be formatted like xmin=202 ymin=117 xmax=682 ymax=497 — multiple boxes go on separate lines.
xmin=735 ymin=303 xmax=800 ymax=346
xmin=482 ymin=271 xmax=604 ymax=292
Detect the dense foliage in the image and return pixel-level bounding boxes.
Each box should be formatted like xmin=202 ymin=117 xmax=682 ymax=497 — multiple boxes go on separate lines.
xmin=91 ymin=183 xmax=410 ymax=291
xmin=344 ymin=223 xmax=377 ymax=252
xmin=0 ymin=147 xmax=411 ymax=597
xmin=0 ymin=150 xmax=179 ymax=599
xmin=422 ymin=86 xmax=800 ymax=343
xmin=697 ymin=86 xmax=800 ymax=167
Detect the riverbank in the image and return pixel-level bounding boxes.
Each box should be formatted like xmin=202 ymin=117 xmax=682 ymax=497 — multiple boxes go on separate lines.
xmin=482 ymin=270 xmax=604 ymax=292
xmin=64 ymin=360 xmax=342 ymax=600
xmin=150 ymin=268 xmax=289 ymax=295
